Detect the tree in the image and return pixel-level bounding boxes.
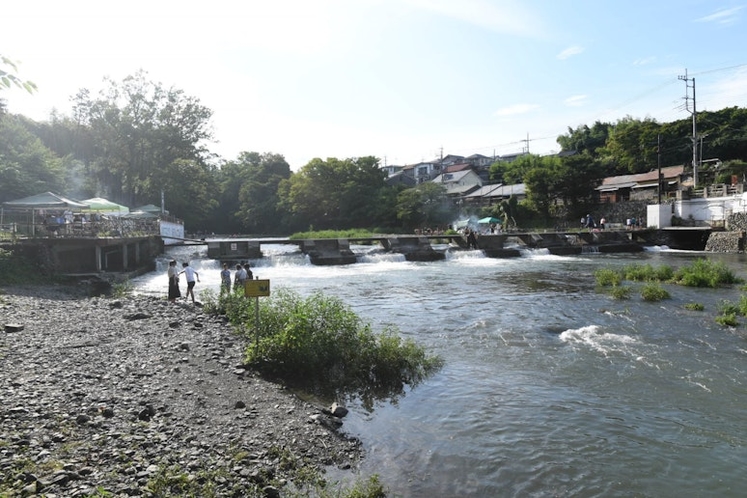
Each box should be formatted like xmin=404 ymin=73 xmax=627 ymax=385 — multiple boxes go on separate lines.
xmin=0 ymin=115 xmax=65 ymax=202
xmin=556 ymin=121 xmax=611 ymax=156
xmin=553 ymin=153 xmax=605 ymax=219
xmin=70 ymin=71 xmax=215 ymax=215
xmin=279 ymin=156 xmax=387 ymax=231
xmin=0 ymin=55 xmax=37 ymax=94
xmin=489 ymin=153 xmax=543 ymax=184
xmin=235 ymin=152 xmax=292 ymax=234
xmin=396 ymin=182 xmax=453 ymax=230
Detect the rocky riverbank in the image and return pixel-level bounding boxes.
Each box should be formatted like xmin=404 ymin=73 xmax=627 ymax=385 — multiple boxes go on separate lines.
xmin=0 ymin=285 xmax=362 ymax=497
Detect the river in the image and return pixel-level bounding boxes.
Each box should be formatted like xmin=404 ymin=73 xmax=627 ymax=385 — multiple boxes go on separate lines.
xmin=131 ymin=242 xmax=747 ymax=497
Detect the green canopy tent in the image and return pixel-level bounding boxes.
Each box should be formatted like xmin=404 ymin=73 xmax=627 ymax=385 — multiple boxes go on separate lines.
xmin=478 ymin=217 xmax=501 ymax=224
xmin=81 ymin=197 xmax=130 ymax=217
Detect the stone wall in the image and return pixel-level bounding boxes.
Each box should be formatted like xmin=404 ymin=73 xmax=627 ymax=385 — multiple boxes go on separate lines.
xmin=726 ymin=212 xmax=747 ymax=232
xmin=704 ymin=231 xmax=745 ymax=253
xmin=595 ymin=200 xmax=650 ymax=227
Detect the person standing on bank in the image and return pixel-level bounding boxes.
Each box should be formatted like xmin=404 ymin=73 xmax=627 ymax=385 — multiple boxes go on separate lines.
xmin=180 ymin=262 xmax=200 ymax=304
xmin=234 ymin=263 xmax=247 ymax=289
xmin=167 ymin=260 xmax=181 ymax=303
xmin=220 ymin=263 xmax=232 ymax=294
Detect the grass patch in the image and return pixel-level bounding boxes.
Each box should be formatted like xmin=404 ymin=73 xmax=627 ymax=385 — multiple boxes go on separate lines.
xmin=672 ymin=258 xmax=743 ymax=288
xmin=715 ymin=313 xmax=739 ymax=327
xmin=640 ymin=283 xmax=670 ymax=302
xmin=289 ymin=229 xmax=380 ymax=240
xmin=683 ymin=302 xmax=705 ymax=311
xmin=204 ymin=288 xmax=443 ymax=407
xmin=622 ymin=263 xmax=674 ymax=282
xmin=609 ymin=286 xmax=632 ymax=300
xmin=594 ymin=267 xmax=623 ymax=287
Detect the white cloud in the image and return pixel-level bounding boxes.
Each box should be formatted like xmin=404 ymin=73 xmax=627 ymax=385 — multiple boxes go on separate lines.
xmin=701 ymin=67 xmax=747 ymax=110
xmin=493 ymin=104 xmax=540 ymax=117
xmin=564 ymin=95 xmax=588 ymax=107
xmin=633 ymin=56 xmax=657 ymax=66
xmin=695 ymin=6 xmax=744 ymax=25
xmin=557 ymin=46 xmax=584 ymax=60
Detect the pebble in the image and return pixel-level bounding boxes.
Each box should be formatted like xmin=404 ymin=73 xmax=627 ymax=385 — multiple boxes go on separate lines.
xmin=0 ymin=285 xmax=361 ymax=496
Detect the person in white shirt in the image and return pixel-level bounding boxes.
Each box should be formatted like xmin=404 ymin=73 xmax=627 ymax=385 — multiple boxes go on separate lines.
xmin=234 ymin=264 xmax=248 ymax=289
xmin=179 ymin=262 xmax=200 ymax=304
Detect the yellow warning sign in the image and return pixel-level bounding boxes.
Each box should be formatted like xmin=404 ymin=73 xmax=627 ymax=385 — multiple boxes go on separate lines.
xmin=244 ymin=279 xmax=270 ymax=297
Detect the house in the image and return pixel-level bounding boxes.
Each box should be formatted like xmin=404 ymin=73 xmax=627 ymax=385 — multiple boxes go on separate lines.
xmin=460 ymin=184 xmax=504 ymax=206
xmin=431 ymin=170 xmax=483 ymax=197
xmin=465 ymin=153 xmax=495 ymax=168
xmin=381 ymin=164 xmax=404 ymax=177
xmin=403 ymin=161 xmax=442 ymax=184
xmin=596 ymin=165 xmax=686 ymax=203
xmin=439 ymin=154 xmax=465 ymax=167
xmin=385 ymin=171 xmax=417 ymax=187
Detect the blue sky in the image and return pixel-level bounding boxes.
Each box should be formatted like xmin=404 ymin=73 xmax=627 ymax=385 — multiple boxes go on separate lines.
xmin=2 ymin=0 xmax=746 ymax=170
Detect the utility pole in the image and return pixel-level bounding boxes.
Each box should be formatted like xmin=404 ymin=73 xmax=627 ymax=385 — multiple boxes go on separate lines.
xmin=657 ymin=134 xmax=662 ymax=204
xmin=679 ymin=70 xmax=698 ymax=188
xmin=521 ymin=133 xmax=530 ymax=154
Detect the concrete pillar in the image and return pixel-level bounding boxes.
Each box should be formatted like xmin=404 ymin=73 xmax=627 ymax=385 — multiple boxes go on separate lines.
xmin=122 ymin=243 xmax=129 ymax=270
xmin=95 ymin=245 xmax=102 ymax=271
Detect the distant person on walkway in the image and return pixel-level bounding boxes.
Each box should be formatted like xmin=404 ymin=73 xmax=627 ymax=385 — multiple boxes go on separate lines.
xmin=180 ymin=262 xmax=200 ymax=304
xmin=465 ymin=228 xmax=479 ymax=249
xmin=244 ymin=263 xmax=253 ymax=281
xmin=234 ymin=264 xmax=248 ymax=289
xmin=585 ymin=214 xmax=595 ymax=230
xmin=599 ymin=217 xmax=606 ymax=230
xmin=220 ymin=263 xmax=232 ymax=294
xmin=167 ymin=260 xmax=181 ymax=303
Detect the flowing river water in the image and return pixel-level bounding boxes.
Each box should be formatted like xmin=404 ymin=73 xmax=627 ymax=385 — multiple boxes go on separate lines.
xmin=131 ymin=242 xmax=747 ymax=497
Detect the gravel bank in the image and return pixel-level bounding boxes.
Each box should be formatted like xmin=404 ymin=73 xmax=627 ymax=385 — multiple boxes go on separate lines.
xmin=0 ymin=285 xmax=362 ymax=497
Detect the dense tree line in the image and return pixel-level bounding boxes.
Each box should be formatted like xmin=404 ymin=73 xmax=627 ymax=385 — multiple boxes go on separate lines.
xmin=2 ymin=69 xmax=747 ymax=233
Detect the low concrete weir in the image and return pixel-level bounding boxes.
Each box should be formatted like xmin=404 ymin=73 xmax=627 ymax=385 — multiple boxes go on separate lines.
xmin=301 ymin=238 xmax=358 ymax=265
xmin=201 ymin=230 xmax=648 ymax=267
xmin=382 ymin=236 xmax=446 ymax=262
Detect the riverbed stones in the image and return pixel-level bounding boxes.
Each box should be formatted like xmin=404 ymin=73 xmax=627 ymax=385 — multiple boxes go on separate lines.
xmin=0 ymin=285 xmax=362 ymax=496
xmin=704 ymin=231 xmax=744 ymax=252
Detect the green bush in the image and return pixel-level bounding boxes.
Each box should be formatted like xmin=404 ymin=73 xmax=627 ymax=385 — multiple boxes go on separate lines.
xmin=594 ymin=267 xmax=623 ymax=287
xmin=0 ymin=248 xmax=44 ymax=285
xmin=717 ymin=300 xmax=740 ymax=316
xmin=609 ymin=285 xmax=632 ymax=300
xmin=289 ymin=229 xmax=377 ymax=240
xmin=673 ymin=258 xmax=743 ymax=288
xmin=622 ymin=263 xmax=673 ymax=282
xmin=209 ymin=288 xmax=443 ymax=403
xmin=715 ymin=313 xmax=739 ymax=327
xmin=641 ymin=283 xmax=670 ymax=302
xmin=622 ymin=263 xmax=652 ymax=281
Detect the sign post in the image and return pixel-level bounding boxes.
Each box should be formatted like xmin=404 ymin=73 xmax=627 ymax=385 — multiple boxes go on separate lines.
xmin=244 ymin=278 xmax=270 ymax=350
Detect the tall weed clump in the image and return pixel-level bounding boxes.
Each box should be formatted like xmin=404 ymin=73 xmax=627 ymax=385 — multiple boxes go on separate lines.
xmin=209 ymin=288 xmax=443 ymax=401
xmin=673 ymin=258 xmax=742 ymax=288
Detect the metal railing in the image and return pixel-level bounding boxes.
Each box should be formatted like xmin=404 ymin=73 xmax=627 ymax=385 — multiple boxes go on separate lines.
xmin=0 ymin=218 xmax=161 ymax=241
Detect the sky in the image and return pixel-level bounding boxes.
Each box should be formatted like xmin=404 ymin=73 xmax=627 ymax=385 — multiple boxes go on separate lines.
xmin=2 ymin=0 xmax=747 ymax=170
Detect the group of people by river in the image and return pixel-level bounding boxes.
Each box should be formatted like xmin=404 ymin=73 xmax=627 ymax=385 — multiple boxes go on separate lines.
xmin=166 ymin=260 xmax=254 ymax=303
xmin=220 ymin=262 xmax=253 ymax=295
xmin=167 ymin=260 xmax=201 ymax=304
